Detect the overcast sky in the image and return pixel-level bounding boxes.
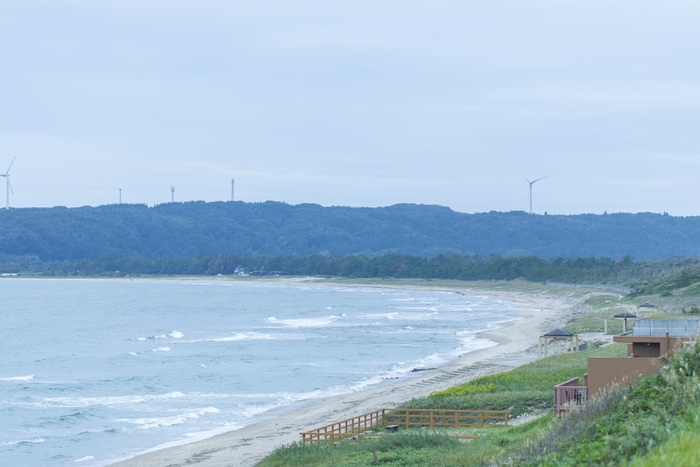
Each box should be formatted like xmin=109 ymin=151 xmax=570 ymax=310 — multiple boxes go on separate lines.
xmin=1 ymin=1 xmax=700 ymax=214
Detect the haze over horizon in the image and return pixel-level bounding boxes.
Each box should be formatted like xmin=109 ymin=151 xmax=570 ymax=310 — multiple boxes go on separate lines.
xmin=2 ymin=1 xmax=700 ymax=215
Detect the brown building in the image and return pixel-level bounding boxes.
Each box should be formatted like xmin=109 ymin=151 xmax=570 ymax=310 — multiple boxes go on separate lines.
xmin=555 ymin=319 xmax=698 ymax=414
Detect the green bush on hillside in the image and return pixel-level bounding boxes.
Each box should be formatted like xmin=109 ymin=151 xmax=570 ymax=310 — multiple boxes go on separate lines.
xmin=500 ymin=341 xmax=700 ymax=466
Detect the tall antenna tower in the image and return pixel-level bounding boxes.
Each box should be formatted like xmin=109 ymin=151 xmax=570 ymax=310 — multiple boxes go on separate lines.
xmin=119 ymin=189 xmax=122 ymax=204
xmin=171 ymin=186 xmax=175 ymax=203
xmin=231 ymin=179 xmax=235 ymax=201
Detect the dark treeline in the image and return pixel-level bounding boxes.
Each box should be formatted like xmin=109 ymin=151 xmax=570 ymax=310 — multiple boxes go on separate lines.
xmin=2 ymin=202 xmax=700 ymax=261
xmin=3 ymin=254 xmax=688 ymax=286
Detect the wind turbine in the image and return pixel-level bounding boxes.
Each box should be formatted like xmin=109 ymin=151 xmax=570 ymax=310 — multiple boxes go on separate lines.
xmin=0 ymin=157 xmax=16 ymax=209
xmin=522 ymin=175 xmax=548 ymax=215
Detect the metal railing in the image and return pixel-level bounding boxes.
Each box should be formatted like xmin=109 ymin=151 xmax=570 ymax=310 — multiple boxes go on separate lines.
xmin=300 ymin=408 xmax=509 ymax=444
xmin=554 ymin=374 xmax=588 ymax=415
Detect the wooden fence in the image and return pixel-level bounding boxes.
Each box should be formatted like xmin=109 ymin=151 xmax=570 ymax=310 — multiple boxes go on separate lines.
xmin=300 ymin=408 xmax=509 ymax=444
xmin=554 ymin=373 xmax=588 ymax=415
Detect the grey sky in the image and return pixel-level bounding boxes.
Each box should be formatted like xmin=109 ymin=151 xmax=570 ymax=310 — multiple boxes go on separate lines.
xmin=2 ymin=1 xmax=699 ymax=214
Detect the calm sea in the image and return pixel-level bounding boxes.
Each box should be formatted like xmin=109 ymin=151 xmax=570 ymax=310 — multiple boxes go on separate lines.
xmin=0 ymin=279 xmax=523 ymax=466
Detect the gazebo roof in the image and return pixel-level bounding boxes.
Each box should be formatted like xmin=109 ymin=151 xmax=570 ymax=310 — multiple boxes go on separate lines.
xmin=638 ymin=301 xmax=657 ymax=308
xmin=543 ymin=328 xmax=574 ymax=337
xmin=614 ymin=312 xmax=638 ymax=319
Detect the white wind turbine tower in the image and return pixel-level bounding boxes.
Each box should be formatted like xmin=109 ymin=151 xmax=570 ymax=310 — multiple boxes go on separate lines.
xmin=0 ymin=156 xmax=16 ymax=209
xmin=522 ymin=175 xmax=548 ymax=215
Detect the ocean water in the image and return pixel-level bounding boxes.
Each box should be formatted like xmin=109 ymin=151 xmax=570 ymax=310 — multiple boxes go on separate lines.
xmin=0 ymin=279 xmax=524 ymax=466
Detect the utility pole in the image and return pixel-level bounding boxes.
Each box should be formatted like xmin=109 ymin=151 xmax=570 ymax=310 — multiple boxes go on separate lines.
xmin=231 ymin=179 xmax=235 ymax=201
xmin=171 ymin=186 xmax=175 ymax=203
xmin=119 ymin=189 xmax=122 ymax=204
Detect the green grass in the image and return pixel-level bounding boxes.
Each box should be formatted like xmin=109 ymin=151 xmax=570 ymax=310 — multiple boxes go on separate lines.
xmin=404 ymin=344 xmax=626 ymax=418
xmin=499 ymin=342 xmax=700 ymax=466
xmin=258 ymin=416 xmax=555 ymax=467
xmin=564 ymin=312 xmax=625 ymax=334
xmin=258 ymin=345 xmax=627 ymax=467
xmin=260 ymin=342 xmax=700 ymax=467
xmin=625 ymin=427 xmax=700 ymax=467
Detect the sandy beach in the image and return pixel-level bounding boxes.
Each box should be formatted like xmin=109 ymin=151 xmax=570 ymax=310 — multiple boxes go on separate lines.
xmin=109 ymin=281 xmax=578 ymax=467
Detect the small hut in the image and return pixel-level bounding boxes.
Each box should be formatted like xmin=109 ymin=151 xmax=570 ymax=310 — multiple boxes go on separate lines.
xmin=539 ymin=328 xmax=579 ymax=357
xmin=614 ymin=312 xmax=638 ymax=333
xmin=637 ymin=301 xmax=657 ymax=318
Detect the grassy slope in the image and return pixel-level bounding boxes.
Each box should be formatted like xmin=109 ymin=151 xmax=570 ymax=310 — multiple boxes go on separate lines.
xmin=401 ymin=343 xmax=626 ymax=418
xmin=626 ymin=427 xmax=700 ymax=467
xmin=257 ymin=345 xmax=626 ymax=467
xmin=260 ymin=343 xmax=700 ymax=466
xmin=259 ymin=417 xmax=553 ymax=467
xmin=511 ymin=342 xmax=700 ymax=467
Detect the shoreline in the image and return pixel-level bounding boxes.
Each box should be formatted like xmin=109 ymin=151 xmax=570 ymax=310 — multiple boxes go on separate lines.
xmin=109 ymin=280 xmax=576 ymax=467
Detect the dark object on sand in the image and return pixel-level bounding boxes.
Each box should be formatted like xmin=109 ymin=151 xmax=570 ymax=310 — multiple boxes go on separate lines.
xmin=411 ymin=367 xmax=436 ymax=372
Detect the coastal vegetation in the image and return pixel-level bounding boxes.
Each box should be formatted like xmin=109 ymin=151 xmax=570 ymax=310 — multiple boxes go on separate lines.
xmin=1 ymin=252 xmax=696 ymax=288
xmin=402 ymin=343 xmax=625 ymax=418
xmin=1 ymin=201 xmax=700 ymax=261
xmin=259 ymin=342 xmax=700 ymax=466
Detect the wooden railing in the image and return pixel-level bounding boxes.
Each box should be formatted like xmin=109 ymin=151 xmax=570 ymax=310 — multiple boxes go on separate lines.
xmin=554 ymin=374 xmax=588 ymax=415
xmin=300 ymin=408 xmax=509 ymax=444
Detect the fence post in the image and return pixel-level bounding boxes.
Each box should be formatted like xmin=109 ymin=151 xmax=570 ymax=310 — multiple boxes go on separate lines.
xmin=430 ymin=410 xmax=434 ymax=428
xmin=504 ymin=411 xmax=509 ymax=426
xmin=382 ymin=409 xmax=386 ymax=428
xmin=454 ymin=411 xmax=458 ymax=428
xmin=479 ymin=411 xmax=484 ymax=427
xmin=405 ymin=410 xmax=410 ymax=429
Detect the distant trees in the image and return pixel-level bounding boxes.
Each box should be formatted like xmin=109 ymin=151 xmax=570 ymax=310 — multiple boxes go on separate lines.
xmin=0 ymin=201 xmax=699 ymax=261
xmin=1 ymin=253 xmax=676 ymax=286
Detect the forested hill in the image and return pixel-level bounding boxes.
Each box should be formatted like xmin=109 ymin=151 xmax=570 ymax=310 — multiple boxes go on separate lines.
xmin=0 ymin=201 xmax=699 ymax=261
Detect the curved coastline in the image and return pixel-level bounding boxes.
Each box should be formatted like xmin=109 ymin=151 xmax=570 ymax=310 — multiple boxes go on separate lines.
xmin=107 ymin=279 xmax=575 ymax=467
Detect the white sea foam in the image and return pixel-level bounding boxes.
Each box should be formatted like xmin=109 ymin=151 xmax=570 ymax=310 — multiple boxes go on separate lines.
xmin=265 ymin=315 xmax=339 ymax=327
xmin=179 ymin=332 xmax=276 ymax=343
xmin=150 ymin=347 xmax=171 ymax=352
xmin=136 ymin=337 xmax=146 ymax=341
xmin=381 ymin=310 xmax=439 ymax=320
xmin=168 ymin=331 xmax=184 ymax=338
xmin=127 ymin=352 xmax=138 ymax=356
xmin=39 ymin=391 xmax=185 ymax=408
xmin=363 ymin=312 xmax=398 ymax=320
xmin=0 ymin=438 xmax=45 ymax=446
xmin=394 ymin=306 xmax=440 ymax=312
xmin=209 ymin=333 xmax=274 ymax=342
xmin=0 ymin=375 xmax=34 ymax=381
xmin=101 ymin=421 xmax=245 ymax=465
xmin=117 ymin=407 xmax=220 ymax=430
xmin=72 ymin=455 xmax=95 ymax=463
